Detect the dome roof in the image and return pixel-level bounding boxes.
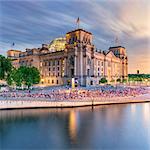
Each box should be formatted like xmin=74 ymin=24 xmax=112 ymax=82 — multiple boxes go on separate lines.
xmin=49 ymin=37 xmax=66 ymax=52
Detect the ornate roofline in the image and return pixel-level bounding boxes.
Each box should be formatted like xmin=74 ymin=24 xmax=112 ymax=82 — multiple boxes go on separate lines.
xmin=109 ymin=46 xmax=125 ymax=49
xmin=66 ymin=28 xmax=92 ymax=35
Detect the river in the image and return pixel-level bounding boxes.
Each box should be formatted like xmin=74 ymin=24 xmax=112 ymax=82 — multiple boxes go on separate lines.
xmin=0 ymin=103 xmax=150 ymax=149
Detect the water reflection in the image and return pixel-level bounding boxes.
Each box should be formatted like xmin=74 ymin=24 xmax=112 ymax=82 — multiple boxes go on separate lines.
xmin=0 ymin=103 xmax=150 ymax=149
xmin=143 ymin=103 xmax=150 ymax=126
xmin=131 ymin=104 xmax=136 ymax=115
xmin=68 ymin=110 xmax=79 ymax=144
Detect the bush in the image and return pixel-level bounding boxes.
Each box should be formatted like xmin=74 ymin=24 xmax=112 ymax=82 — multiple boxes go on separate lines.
xmin=116 ymin=78 xmax=121 ymax=82
xmin=99 ymin=78 xmax=107 ymax=84
xmin=122 ymin=79 xmax=127 ymax=83
xmin=110 ymin=79 xmax=115 ymax=83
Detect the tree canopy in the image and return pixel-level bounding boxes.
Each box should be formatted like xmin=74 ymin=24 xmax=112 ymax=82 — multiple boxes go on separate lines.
xmin=0 ymin=55 xmax=12 ymax=80
xmin=128 ymin=74 xmax=150 ymax=82
xmin=7 ymin=66 xmax=40 ymax=89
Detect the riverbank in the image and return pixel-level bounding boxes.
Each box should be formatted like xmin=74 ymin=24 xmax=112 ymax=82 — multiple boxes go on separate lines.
xmin=0 ymin=93 xmax=150 ymax=110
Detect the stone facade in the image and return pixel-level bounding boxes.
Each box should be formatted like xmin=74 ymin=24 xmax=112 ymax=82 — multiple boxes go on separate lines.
xmin=7 ymin=28 xmax=128 ymax=86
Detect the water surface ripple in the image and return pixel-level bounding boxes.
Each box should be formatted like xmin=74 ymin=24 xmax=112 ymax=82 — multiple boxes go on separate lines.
xmin=0 ymin=103 xmax=150 ymax=149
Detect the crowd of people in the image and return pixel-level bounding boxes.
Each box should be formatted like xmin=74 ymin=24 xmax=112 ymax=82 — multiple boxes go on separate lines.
xmin=0 ymin=85 xmax=148 ymax=101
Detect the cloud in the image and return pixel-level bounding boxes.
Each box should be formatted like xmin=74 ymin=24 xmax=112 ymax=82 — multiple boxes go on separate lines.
xmin=0 ymin=0 xmax=149 ymax=73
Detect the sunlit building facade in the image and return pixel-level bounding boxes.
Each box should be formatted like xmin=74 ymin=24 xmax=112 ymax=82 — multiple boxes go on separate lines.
xmin=7 ymin=28 xmax=128 ymax=86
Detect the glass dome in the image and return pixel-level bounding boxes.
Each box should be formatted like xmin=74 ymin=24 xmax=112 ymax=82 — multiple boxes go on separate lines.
xmin=49 ymin=37 xmax=66 ymax=52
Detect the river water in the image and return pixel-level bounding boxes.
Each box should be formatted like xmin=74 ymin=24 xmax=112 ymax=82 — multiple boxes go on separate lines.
xmin=0 ymin=103 xmax=150 ymax=149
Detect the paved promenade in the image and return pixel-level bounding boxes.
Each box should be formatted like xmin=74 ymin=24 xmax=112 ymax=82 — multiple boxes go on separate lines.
xmin=0 ymin=93 xmax=150 ymax=110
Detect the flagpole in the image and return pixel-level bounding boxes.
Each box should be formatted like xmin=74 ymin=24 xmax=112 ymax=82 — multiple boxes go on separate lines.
xmin=76 ymin=17 xmax=80 ymax=29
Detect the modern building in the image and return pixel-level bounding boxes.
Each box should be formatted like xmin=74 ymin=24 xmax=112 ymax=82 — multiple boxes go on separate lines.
xmin=7 ymin=28 xmax=128 ymax=86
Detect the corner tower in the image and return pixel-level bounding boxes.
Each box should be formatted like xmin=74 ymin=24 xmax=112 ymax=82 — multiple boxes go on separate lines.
xmin=66 ymin=29 xmax=92 ymax=46
xmin=109 ymin=46 xmax=128 ymax=81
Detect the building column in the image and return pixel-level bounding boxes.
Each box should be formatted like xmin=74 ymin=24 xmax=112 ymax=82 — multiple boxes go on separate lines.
xmin=74 ymin=48 xmax=77 ymax=77
xmin=80 ymin=48 xmax=83 ymax=85
xmin=64 ymin=57 xmax=67 ymax=77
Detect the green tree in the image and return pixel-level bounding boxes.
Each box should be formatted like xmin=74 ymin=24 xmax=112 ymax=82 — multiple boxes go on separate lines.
xmin=0 ymin=55 xmax=12 ymax=80
xmin=128 ymin=74 xmax=150 ymax=82
xmin=7 ymin=67 xmax=23 ymax=87
xmin=99 ymin=78 xmax=107 ymax=84
xmin=22 ymin=66 xmax=40 ymax=88
xmin=7 ymin=68 xmax=16 ymax=86
xmin=6 ymin=66 xmax=40 ymax=89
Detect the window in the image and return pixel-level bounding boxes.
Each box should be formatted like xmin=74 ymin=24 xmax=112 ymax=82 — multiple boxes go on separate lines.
xmin=49 ymin=68 xmax=51 ymax=71
xmin=69 ymin=56 xmax=74 ymax=65
xmin=49 ymin=61 xmax=51 ymax=66
xmin=57 ymin=60 xmax=59 ymax=65
xmin=57 ymin=67 xmax=59 ymax=71
xmin=71 ymin=69 xmax=74 ymax=77
xmin=62 ymin=59 xmax=64 ymax=65
xmin=52 ymin=60 xmax=55 ymax=66
xmin=53 ymin=67 xmax=55 ymax=71
xmin=90 ymin=80 xmax=93 ymax=85
xmin=58 ymin=72 xmax=59 ymax=76
xmin=98 ymin=73 xmax=100 ymax=76
xmin=69 ymin=38 xmax=71 ymax=44
xmin=57 ymin=80 xmax=59 ymax=84
xmin=87 ymin=69 xmax=90 ymax=76
xmin=72 ymin=37 xmax=74 ymax=43
xmin=98 ymin=68 xmax=100 ymax=71
xmin=87 ymin=57 xmax=91 ymax=65
xmin=70 ymin=37 xmax=74 ymax=44
xmin=101 ymin=62 xmax=104 ymax=66
xmin=52 ymin=80 xmax=54 ymax=84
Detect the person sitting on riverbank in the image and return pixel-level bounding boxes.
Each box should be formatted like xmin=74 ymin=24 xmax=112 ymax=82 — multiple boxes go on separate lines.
xmin=0 ymin=86 xmax=148 ymax=101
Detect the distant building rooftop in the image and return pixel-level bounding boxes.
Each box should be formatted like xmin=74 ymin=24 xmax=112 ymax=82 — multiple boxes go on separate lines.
xmin=7 ymin=50 xmax=22 ymax=52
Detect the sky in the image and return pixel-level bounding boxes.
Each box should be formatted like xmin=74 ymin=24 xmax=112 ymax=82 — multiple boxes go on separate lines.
xmin=0 ymin=0 xmax=150 ymax=74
